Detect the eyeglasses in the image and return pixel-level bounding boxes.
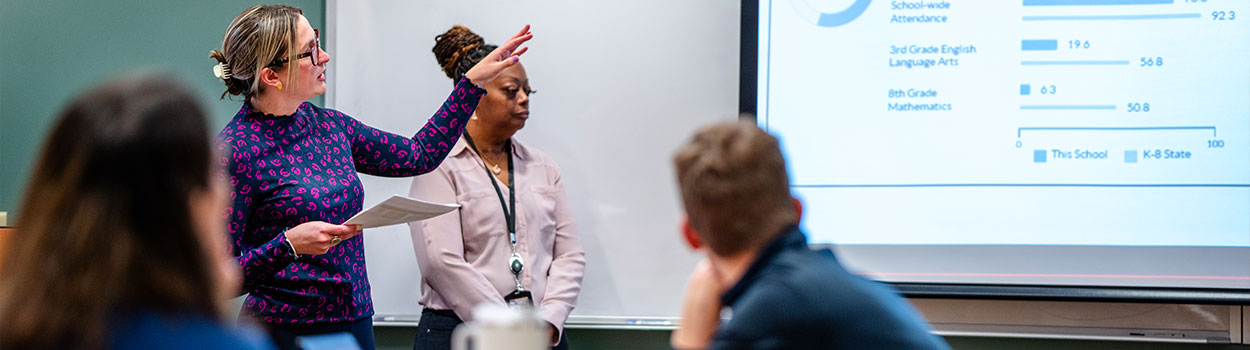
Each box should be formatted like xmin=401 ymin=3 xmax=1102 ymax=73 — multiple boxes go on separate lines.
xmin=269 ymin=29 xmax=320 ymax=67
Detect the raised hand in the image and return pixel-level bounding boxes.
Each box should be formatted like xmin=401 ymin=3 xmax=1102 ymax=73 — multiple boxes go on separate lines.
xmin=464 ymin=25 xmax=533 ymax=86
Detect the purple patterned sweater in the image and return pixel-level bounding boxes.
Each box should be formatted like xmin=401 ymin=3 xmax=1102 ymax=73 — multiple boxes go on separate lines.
xmin=217 ymin=77 xmax=484 ymax=324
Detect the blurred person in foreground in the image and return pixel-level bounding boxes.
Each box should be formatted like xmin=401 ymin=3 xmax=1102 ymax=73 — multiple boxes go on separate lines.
xmin=0 ymin=76 xmax=270 ymax=350
xmin=669 ymin=121 xmax=950 ymax=350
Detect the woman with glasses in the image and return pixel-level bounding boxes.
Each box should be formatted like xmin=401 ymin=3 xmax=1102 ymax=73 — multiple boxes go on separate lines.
xmin=209 ymin=5 xmax=531 ymax=350
xmin=408 ymin=25 xmax=584 ymax=350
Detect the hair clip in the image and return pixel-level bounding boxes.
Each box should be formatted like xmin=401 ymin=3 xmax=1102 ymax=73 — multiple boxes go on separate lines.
xmin=212 ymin=62 xmax=233 ymax=80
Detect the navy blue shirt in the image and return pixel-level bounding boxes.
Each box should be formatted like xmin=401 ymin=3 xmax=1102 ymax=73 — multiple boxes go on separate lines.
xmin=713 ymin=226 xmax=950 ymax=350
xmin=110 ymin=311 xmax=274 ymax=350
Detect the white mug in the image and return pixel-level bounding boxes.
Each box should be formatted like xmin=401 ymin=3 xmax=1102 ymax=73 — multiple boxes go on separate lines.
xmin=451 ymin=304 xmax=548 ymax=350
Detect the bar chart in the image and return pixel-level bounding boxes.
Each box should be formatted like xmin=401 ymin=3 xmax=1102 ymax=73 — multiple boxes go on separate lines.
xmin=1014 ymin=0 xmax=1242 ymax=171
xmin=759 ymin=0 xmax=1248 ymax=246
xmin=757 ymin=0 xmax=1250 ymax=275
xmin=762 ymin=0 xmax=1247 ymax=185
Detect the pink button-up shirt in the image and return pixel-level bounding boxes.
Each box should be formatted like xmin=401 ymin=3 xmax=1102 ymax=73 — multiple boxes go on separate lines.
xmin=408 ymin=137 xmax=585 ymax=338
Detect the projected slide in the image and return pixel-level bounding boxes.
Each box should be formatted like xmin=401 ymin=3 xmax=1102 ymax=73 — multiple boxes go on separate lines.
xmin=758 ymin=0 xmax=1250 ymax=247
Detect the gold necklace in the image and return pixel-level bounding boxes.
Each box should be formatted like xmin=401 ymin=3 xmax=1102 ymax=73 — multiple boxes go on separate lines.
xmin=478 ymin=150 xmax=505 ymax=175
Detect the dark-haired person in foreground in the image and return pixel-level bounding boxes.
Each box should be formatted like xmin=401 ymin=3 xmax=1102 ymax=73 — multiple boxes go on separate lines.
xmin=408 ymin=25 xmax=583 ymax=350
xmin=0 ymin=76 xmax=270 ymax=350
xmin=669 ymin=121 xmax=949 ymax=350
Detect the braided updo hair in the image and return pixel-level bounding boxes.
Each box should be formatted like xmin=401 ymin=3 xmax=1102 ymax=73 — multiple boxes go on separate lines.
xmin=432 ymin=26 xmax=497 ymax=81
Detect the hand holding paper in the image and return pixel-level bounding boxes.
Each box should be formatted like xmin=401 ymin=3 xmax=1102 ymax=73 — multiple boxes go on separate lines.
xmin=345 ymin=195 xmax=459 ymax=229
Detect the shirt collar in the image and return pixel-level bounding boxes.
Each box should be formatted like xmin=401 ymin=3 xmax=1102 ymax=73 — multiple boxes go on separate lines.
xmin=240 ymin=100 xmax=306 ymax=119
xmin=236 ymin=101 xmax=309 ymax=132
xmin=451 ymin=135 xmax=527 ymax=161
xmin=720 ymin=224 xmax=807 ymax=305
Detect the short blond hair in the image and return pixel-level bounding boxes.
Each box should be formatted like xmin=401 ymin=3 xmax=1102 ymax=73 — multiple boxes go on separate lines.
xmin=209 ymin=5 xmax=303 ymax=99
xmin=672 ymin=121 xmax=797 ymax=256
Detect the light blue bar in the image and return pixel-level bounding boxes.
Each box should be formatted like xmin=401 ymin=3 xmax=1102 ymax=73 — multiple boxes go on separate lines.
xmin=1023 ymin=13 xmax=1201 ymax=21
xmin=1022 ymin=60 xmax=1130 ymax=66
xmin=1034 ymin=150 xmax=1048 ymax=163
xmin=1022 ymin=39 xmax=1058 ymax=51
xmin=1124 ymin=150 xmax=1138 ymax=163
xmin=1024 ymin=0 xmax=1171 ymax=6
xmin=1020 ymin=84 xmax=1031 ymax=95
xmin=1021 ymin=105 xmax=1117 ymax=110
xmin=1016 ymin=126 xmax=1217 ymax=137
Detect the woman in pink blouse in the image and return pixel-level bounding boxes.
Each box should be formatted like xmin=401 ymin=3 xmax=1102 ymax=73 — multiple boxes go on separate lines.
xmin=407 ymin=26 xmax=585 ymax=350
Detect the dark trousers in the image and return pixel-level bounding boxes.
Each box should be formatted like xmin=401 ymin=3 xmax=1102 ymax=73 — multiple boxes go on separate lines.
xmin=413 ymin=309 xmax=569 ymax=350
xmin=265 ymin=317 xmax=376 ymax=350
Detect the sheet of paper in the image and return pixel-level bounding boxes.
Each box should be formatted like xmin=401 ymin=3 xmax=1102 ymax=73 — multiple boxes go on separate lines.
xmin=344 ymin=195 xmax=459 ymax=229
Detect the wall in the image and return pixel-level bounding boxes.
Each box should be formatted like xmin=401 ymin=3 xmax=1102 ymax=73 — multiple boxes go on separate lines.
xmin=0 ymin=0 xmax=324 ymax=219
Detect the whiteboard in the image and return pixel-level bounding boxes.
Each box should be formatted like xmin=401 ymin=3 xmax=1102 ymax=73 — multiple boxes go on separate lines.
xmin=328 ymin=0 xmax=739 ymax=323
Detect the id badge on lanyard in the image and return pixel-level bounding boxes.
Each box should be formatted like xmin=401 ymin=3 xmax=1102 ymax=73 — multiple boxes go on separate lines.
xmin=466 ymin=134 xmax=534 ymax=309
xmin=505 ymin=241 xmax=533 ymax=308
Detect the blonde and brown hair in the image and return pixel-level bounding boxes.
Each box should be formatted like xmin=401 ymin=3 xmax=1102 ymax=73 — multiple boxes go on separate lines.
xmin=209 ymin=5 xmax=304 ymax=99
xmin=672 ymin=121 xmax=797 ymax=256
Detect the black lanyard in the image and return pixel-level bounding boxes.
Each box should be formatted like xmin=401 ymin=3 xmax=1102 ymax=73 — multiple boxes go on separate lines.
xmin=463 ymin=133 xmax=517 ymax=246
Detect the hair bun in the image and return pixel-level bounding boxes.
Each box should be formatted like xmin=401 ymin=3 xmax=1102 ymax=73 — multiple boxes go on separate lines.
xmin=433 ymin=25 xmax=485 ymax=80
